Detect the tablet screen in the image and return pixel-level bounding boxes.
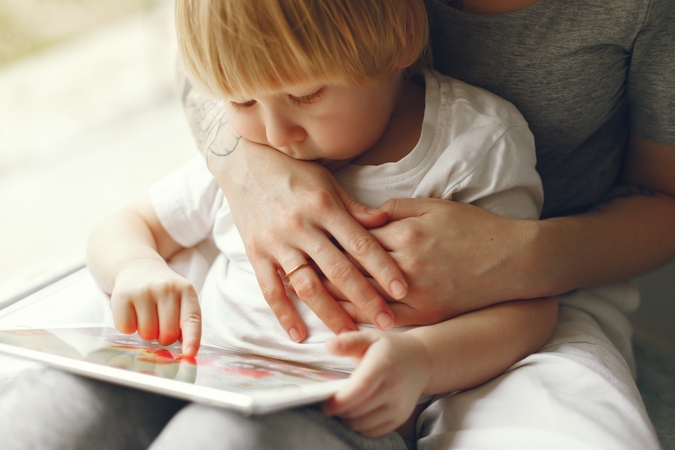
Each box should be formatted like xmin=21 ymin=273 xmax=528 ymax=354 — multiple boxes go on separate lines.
xmin=0 ymin=326 xmax=349 ymax=414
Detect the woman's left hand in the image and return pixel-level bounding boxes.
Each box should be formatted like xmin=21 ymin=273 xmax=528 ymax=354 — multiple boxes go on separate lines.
xmin=326 ymin=198 xmax=540 ymax=326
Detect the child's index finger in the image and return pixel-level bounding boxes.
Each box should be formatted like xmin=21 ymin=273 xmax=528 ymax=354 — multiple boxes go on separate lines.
xmin=179 ymin=290 xmax=202 ymax=357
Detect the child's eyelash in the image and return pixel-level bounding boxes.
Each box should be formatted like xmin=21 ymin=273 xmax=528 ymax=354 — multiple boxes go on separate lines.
xmin=230 ymin=89 xmax=323 ymax=111
xmin=230 ymin=100 xmax=256 ymax=112
xmin=290 ymin=89 xmax=323 ymax=105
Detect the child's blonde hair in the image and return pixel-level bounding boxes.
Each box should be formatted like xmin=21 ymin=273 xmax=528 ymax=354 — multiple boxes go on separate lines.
xmin=175 ymin=0 xmax=429 ymax=99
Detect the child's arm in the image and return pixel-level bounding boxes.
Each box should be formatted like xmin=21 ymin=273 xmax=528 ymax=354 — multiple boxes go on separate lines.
xmin=87 ymin=199 xmax=201 ymax=356
xmin=322 ymin=297 xmax=558 ymax=438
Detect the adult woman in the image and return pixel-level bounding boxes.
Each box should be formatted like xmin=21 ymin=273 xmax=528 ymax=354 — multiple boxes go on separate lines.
xmin=178 ymin=0 xmax=674 ymax=448
xmin=1 ymin=1 xmax=670 ymax=449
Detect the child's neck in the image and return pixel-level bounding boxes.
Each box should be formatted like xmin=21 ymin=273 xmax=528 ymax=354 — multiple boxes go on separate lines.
xmin=351 ymin=77 xmax=426 ymax=167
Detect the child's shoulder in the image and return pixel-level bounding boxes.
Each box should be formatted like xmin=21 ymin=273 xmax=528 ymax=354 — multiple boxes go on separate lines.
xmin=424 ymin=69 xmax=528 ymax=128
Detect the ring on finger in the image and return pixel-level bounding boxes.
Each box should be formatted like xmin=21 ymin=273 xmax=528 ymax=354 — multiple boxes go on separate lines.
xmin=285 ymin=262 xmax=310 ymax=278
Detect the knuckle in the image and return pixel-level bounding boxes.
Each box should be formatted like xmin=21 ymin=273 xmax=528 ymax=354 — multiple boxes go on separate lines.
xmin=325 ymin=260 xmax=355 ymax=285
xmin=181 ymin=312 xmax=202 ymax=327
xmin=292 ymin=276 xmax=320 ymax=299
xmin=276 ymin=311 xmax=295 ymax=326
xmin=348 ymin=233 xmax=378 ymax=258
xmin=306 ymin=190 xmax=335 ymax=214
xmin=398 ymin=226 xmax=424 ymax=247
xmin=259 ymin=283 xmax=285 ymax=304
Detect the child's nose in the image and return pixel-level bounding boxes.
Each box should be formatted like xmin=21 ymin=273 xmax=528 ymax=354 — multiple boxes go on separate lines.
xmin=266 ymin=115 xmax=306 ymax=149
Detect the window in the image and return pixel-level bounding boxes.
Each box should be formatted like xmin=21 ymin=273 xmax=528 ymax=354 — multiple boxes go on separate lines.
xmin=0 ymin=0 xmax=195 ymax=303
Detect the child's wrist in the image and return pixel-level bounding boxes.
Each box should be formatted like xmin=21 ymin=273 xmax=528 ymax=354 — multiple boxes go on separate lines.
xmin=404 ymin=332 xmax=432 ymax=395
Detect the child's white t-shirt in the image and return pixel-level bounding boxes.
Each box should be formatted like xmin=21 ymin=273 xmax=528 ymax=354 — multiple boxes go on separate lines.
xmin=149 ymin=69 xmax=543 ymax=371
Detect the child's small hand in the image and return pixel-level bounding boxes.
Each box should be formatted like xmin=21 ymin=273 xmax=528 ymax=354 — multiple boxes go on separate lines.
xmin=322 ymin=330 xmax=431 ymax=438
xmin=110 ymin=259 xmax=201 ymax=356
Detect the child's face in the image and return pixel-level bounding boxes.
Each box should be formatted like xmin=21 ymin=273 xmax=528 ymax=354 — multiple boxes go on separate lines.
xmin=224 ymin=75 xmax=404 ymax=167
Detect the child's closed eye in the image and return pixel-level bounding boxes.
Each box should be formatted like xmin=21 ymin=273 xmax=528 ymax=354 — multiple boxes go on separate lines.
xmin=230 ymin=100 xmax=257 ymax=112
xmin=289 ymin=88 xmax=324 ymax=105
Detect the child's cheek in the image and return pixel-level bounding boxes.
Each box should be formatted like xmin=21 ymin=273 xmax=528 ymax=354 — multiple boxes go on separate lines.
xmin=227 ymin=112 xmax=266 ymax=146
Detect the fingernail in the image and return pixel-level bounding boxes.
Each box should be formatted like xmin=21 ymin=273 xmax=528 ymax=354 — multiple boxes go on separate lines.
xmin=367 ymin=208 xmax=382 ymax=215
xmin=375 ymin=312 xmax=393 ymax=330
xmin=289 ymin=327 xmax=301 ymax=342
xmin=390 ymin=279 xmax=407 ymax=299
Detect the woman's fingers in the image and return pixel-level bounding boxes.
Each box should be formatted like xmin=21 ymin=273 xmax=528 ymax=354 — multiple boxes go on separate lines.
xmin=214 ymin=145 xmax=403 ymax=334
xmin=255 ymin=261 xmax=310 ymax=341
xmin=304 ymin=233 xmax=395 ymax=330
xmin=330 ymin=180 xmax=408 ymax=302
xmin=284 ymin=258 xmax=359 ymax=335
xmin=369 ymin=198 xmax=525 ymax=325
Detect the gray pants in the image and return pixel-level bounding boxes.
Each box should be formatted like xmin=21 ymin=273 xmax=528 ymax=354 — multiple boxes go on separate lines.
xmin=0 ymin=369 xmax=410 ymax=450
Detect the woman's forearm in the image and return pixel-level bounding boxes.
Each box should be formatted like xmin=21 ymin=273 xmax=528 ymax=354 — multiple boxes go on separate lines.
xmin=526 ymin=188 xmax=675 ymax=298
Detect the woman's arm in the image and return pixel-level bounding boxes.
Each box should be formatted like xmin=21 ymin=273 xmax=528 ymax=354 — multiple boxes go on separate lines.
xmin=356 ymin=132 xmax=675 ymax=325
xmin=182 ymin=53 xmax=675 ymax=326
xmin=87 ymin=199 xmax=202 ymax=354
xmin=179 ymin=71 xmax=407 ymax=339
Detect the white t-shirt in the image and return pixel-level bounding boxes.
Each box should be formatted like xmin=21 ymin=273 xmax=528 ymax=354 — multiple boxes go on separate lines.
xmin=149 ymin=69 xmax=543 ymax=371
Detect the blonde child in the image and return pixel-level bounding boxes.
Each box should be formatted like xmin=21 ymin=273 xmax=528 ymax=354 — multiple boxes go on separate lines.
xmin=2 ymin=0 xmax=556 ymax=448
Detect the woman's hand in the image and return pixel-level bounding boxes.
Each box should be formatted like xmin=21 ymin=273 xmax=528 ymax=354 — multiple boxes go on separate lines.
xmin=181 ymin=78 xmax=406 ymax=340
xmin=322 ymin=330 xmax=430 ymax=438
xmin=207 ymin=141 xmax=408 ymax=340
xmin=323 ymin=199 xmax=540 ymax=326
xmin=329 ymin=160 xmax=675 ymax=328
xmin=110 ymin=259 xmax=202 ymax=356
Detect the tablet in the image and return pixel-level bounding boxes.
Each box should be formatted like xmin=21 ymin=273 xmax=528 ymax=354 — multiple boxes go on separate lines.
xmin=0 ymin=325 xmax=349 ymax=415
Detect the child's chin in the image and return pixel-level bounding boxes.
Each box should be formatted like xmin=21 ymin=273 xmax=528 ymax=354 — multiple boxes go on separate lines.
xmin=317 ymin=159 xmax=352 ymax=172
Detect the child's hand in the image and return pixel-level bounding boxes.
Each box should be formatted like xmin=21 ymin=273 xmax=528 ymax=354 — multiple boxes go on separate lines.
xmin=322 ymin=330 xmax=431 ymax=438
xmin=110 ymin=259 xmax=201 ymax=356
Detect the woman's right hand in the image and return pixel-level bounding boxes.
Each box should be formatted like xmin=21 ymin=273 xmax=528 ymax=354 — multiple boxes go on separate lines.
xmin=207 ymin=140 xmax=408 ymax=341
xmin=180 ymin=73 xmax=407 ymax=340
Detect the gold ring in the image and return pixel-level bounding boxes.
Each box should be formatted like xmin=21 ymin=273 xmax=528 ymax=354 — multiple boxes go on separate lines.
xmin=284 ymin=262 xmax=309 ymax=278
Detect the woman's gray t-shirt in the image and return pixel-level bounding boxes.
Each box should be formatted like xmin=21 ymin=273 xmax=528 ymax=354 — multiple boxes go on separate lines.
xmin=425 ymin=0 xmax=675 ymax=217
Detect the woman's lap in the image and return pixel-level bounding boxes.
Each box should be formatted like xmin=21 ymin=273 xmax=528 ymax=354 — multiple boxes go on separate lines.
xmin=0 ymin=369 xmax=185 ymax=450
xmin=0 ymin=292 xmax=659 ymax=450
xmin=417 ymin=300 xmax=660 ymax=450
xmin=150 ymin=403 xmax=410 ymax=450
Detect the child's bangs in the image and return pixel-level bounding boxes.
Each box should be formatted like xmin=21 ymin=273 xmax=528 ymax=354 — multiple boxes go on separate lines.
xmin=177 ymin=0 xmax=428 ymax=99
xmin=211 ymin=23 xmax=363 ymax=99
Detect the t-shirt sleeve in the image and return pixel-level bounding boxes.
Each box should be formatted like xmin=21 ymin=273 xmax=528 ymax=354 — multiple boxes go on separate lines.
xmin=148 ymin=156 xmax=224 ymax=248
xmin=627 ymin=0 xmax=675 ymax=145
xmin=450 ymin=125 xmax=544 ymax=220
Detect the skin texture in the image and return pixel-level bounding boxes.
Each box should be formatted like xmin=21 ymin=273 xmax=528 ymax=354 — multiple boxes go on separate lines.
xmin=184 ymin=61 xmax=675 ymax=332
xmin=87 ymin=197 xmax=558 ymax=437
xmin=172 ymin=0 xmax=674 ymax=440
xmin=87 ymin=203 xmax=202 ymax=357
xmin=88 ymin=73 xmax=559 ymax=436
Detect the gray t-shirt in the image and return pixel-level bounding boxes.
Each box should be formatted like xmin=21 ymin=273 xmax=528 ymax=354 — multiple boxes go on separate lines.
xmin=425 ymin=0 xmax=675 ymax=218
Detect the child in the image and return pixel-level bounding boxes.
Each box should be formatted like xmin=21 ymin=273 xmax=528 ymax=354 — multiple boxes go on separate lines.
xmin=86 ymin=0 xmax=557 ymax=445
